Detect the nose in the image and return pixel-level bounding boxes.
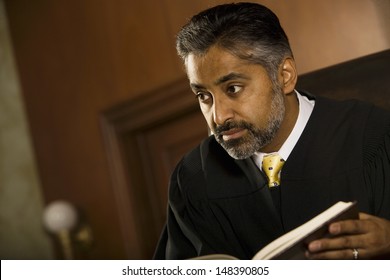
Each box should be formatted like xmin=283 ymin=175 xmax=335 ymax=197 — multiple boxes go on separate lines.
xmin=213 ymin=96 xmax=234 ymax=126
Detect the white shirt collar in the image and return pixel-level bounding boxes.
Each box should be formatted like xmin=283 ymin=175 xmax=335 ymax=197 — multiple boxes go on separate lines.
xmin=253 ymin=90 xmax=315 ymax=168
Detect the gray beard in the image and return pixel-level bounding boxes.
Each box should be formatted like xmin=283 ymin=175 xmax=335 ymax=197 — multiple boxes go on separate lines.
xmin=213 ymin=87 xmax=285 ymax=160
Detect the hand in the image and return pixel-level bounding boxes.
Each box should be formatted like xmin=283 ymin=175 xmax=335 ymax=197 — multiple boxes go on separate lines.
xmin=306 ymin=213 xmax=390 ymax=259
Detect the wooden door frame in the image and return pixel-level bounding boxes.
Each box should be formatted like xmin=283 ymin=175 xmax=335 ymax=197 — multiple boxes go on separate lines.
xmin=99 ymin=77 xmax=199 ymax=258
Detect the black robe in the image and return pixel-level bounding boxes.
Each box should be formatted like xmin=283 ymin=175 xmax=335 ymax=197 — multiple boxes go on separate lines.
xmin=154 ymin=95 xmax=390 ymax=259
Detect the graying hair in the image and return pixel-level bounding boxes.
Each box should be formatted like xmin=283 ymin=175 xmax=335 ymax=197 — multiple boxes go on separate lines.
xmin=176 ymin=2 xmax=293 ymax=84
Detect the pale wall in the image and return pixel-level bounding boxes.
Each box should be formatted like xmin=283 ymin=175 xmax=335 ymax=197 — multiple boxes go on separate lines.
xmin=0 ymin=0 xmax=53 ymax=259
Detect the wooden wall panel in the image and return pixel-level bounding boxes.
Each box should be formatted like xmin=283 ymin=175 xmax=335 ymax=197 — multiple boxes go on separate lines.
xmin=272 ymin=0 xmax=390 ymax=74
xmin=139 ymin=112 xmax=207 ymax=213
xmin=100 ymin=78 xmax=206 ymax=258
xmin=4 ymin=0 xmax=185 ymax=259
xmin=164 ymin=0 xmax=390 ymax=74
xmin=297 ymin=50 xmax=390 ymax=109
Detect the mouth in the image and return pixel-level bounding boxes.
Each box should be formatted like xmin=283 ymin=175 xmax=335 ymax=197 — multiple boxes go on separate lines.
xmin=220 ymin=128 xmax=247 ymax=141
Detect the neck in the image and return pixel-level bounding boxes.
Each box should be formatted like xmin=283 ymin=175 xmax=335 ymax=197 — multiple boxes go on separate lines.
xmin=260 ymin=91 xmax=299 ymax=153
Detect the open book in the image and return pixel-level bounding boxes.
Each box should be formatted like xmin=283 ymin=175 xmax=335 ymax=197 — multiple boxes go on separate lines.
xmin=193 ymin=201 xmax=358 ymax=260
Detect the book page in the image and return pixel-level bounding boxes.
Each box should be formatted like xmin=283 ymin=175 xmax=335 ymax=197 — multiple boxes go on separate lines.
xmin=253 ymin=201 xmax=357 ymax=260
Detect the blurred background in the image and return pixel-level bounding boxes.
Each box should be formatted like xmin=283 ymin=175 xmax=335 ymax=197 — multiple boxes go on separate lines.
xmin=0 ymin=0 xmax=389 ymax=259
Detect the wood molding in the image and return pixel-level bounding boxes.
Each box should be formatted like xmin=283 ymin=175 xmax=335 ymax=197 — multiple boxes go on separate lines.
xmin=297 ymin=49 xmax=390 ymax=109
xmin=99 ymin=77 xmax=202 ymax=258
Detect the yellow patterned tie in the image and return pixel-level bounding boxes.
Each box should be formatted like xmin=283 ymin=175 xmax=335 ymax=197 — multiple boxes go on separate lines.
xmin=262 ymin=154 xmax=285 ymax=188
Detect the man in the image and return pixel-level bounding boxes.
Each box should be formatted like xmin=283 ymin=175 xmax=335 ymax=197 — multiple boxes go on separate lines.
xmin=154 ymin=2 xmax=390 ymax=259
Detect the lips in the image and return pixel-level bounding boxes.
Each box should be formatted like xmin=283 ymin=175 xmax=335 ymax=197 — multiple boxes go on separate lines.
xmin=221 ymin=128 xmax=246 ymax=141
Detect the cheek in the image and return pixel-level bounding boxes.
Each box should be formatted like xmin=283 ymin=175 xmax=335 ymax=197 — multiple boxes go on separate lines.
xmin=200 ymin=106 xmax=214 ymax=127
xmin=243 ymin=101 xmax=269 ymax=126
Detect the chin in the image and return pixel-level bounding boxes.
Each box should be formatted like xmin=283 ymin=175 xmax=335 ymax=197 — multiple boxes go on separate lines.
xmin=223 ymin=141 xmax=258 ymax=160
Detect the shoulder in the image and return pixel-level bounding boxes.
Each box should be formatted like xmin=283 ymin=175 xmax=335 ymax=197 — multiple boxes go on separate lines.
xmin=311 ymin=95 xmax=390 ymax=130
xmin=313 ymin=95 xmax=390 ymax=160
xmin=168 ymin=136 xmax=220 ymax=202
xmin=175 ymin=136 xmax=216 ymax=180
xmin=175 ymin=136 xmax=233 ymax=178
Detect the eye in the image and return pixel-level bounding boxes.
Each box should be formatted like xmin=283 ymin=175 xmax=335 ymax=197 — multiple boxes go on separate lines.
xmin=226 ymin=85 xmax=242 ymax=95
xmin=195 ymin=92 xmax=212 ymax=103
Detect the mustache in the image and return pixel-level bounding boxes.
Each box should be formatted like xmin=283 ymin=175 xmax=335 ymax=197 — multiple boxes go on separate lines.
xmin=214 ymin=121 xmax=253 ymax=136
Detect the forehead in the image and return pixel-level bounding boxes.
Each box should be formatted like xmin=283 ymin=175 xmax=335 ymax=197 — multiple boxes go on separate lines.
xmin=186 ymin=47 xmax=242 ymax=75
xmin=185 ymin=46 xmax=268 ymax=86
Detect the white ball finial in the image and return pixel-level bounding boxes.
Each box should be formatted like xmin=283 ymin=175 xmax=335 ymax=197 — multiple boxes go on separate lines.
xmin=43 ymin=200 xmax=78 ymax=233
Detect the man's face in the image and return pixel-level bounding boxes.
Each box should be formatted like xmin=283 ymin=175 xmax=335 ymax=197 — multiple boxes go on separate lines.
xmin=186 ymin=46 xmax=285 ymax=159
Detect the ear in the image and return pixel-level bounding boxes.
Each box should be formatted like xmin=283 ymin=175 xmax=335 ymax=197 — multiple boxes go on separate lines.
xmin=280 ymin=57 xmax=297 ymax=94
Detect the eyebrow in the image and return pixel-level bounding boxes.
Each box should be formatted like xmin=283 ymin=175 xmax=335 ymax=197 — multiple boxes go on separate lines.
xmin=215 ymin=72 xmax=250 ymax=85
xmin=190 ymin=72 xmax=250 ymax=91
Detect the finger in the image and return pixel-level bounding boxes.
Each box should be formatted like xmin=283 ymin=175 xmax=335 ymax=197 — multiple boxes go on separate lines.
xmin=359 ymin=212 xmax=375 ymax=220
xmin=329 ymin=218 xmax=369 ymax=236
xmin=306 ymin=248 xmax=365 ymax=260
xmin=308 ymin=235 xmax=365 ymax=253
